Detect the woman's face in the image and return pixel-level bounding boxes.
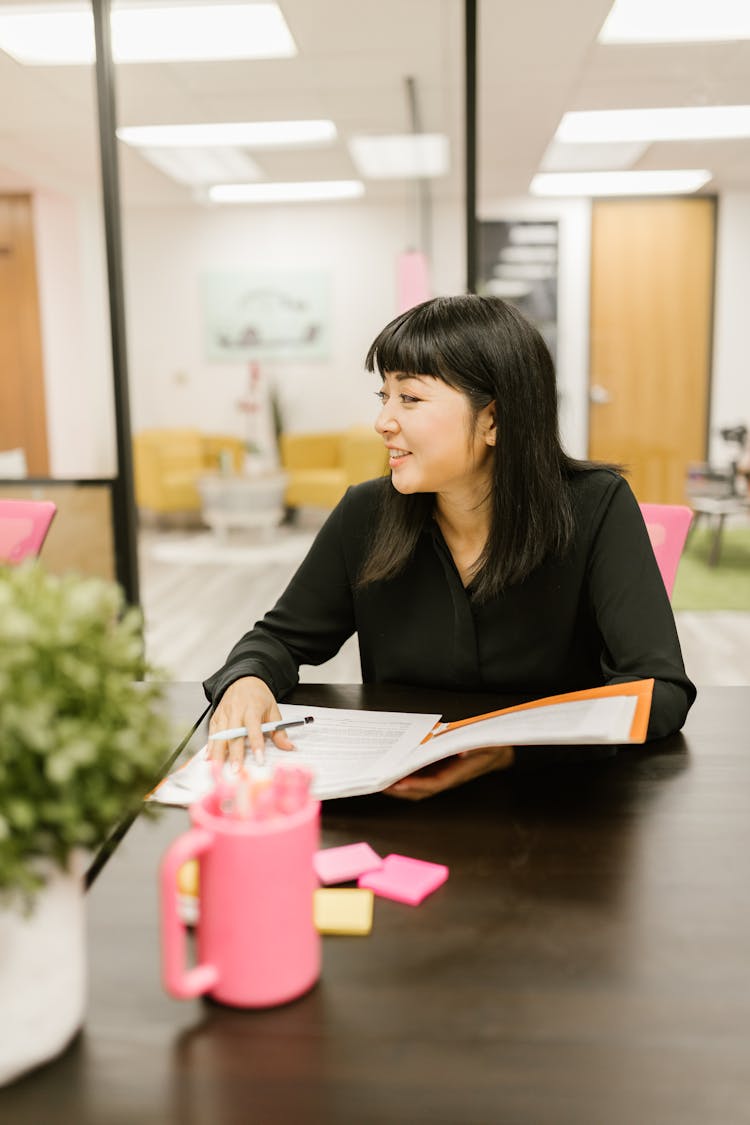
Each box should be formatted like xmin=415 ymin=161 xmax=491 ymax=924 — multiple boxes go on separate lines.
xmin=374 ymin=372 xmax=496 ymax=500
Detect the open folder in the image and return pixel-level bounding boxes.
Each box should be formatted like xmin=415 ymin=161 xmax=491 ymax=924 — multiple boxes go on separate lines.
xmin=150 ymin=679 xmax=653 ymax=804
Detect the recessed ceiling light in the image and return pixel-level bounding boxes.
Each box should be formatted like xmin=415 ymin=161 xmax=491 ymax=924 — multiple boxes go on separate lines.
xmin=0 ymin=3 xmax=296 ymax=66
xmin=208 ymin=181 xmax=365 ymax=204
xmin=117 ymin=121 xmax=336 ymax=149
xmin=348 ymin=135 xmax=449 ymax=179
xmin=139 ymin=147 xmax=262 ymax=186
xmin=599 ymin=0 xmax=750 ymax=43
xmin=557 ymin=106 xmax=750 ymax=144
xmin=530 ymin=170 xmax=712 ymax=196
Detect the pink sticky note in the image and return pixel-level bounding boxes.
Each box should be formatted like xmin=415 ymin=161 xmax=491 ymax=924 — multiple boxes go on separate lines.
xmin=313 ymin=842 xmax=383 ymax=885
xmin=358 ymin=854 xmax=449 ymax=905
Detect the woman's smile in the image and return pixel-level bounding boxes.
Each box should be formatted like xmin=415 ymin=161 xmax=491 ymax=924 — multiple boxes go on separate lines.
xmin=386 ymin=446 xmax=411 ymax=467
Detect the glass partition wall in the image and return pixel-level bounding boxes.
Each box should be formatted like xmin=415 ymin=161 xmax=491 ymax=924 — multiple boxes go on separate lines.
xmin=109 ymin=0 xmax=467 ymax=676
xmin=0 ymin=0 xmax=467 ymax=610
xmin=113 ymin=0 xmax=466 ymax=474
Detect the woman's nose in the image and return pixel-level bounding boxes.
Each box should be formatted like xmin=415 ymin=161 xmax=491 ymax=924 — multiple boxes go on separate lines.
xmin=375 ymin=406 xmax=397 ymax=435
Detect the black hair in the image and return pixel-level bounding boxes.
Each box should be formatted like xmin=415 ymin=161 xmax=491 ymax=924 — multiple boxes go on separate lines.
xmin=358 ymin=294 xmax=611 ymax=599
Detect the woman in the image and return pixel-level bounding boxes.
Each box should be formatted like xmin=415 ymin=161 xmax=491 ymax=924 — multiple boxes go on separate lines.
xmin=204 ymin=295 xmax=695 ymax=799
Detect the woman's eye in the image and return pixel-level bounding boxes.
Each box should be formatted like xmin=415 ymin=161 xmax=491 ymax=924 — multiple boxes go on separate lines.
xmin=374 ymin=390 xmax=419 ymax=405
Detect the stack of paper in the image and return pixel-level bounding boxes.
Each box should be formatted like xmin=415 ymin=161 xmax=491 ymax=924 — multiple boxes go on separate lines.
xmin=150 ymin=680 xmax=653 ymax=804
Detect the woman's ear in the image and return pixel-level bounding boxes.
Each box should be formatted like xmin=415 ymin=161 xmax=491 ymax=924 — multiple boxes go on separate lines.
xmin=481 ymin=402 xmax=497 ymax=446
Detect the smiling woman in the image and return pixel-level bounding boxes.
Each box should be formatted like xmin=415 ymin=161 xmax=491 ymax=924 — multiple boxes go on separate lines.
xmin=203 ymin=295 xmax=696 ymax=799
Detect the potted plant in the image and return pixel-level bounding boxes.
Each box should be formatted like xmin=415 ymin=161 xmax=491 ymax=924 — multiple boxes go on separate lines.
xmin=0 ymin=563 xmax=173 ymax=1086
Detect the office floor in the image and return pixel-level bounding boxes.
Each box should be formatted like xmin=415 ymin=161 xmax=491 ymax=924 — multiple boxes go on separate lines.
xmin=139 ymin=524 xmax=750 ymax=688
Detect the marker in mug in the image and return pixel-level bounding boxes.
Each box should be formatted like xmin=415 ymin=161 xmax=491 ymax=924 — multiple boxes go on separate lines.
xmin=272 ymin=766 xmax=313 ymax=815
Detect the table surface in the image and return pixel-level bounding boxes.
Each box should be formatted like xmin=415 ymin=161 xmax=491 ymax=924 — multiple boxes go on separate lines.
xmin=3 ymin=683 xmax=750 ymax=1125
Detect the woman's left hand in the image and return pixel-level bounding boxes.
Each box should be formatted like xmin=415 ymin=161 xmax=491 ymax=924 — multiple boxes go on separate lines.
xmin=384 ymin=745 xmax=514 ymax=801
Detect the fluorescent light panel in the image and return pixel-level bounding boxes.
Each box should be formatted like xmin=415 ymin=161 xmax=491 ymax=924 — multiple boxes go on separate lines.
xmin=0 ymin=3 xmax=296 ymax=65
xmin=117 ymin=121 xmax=336 ymax=149
xmin=493 ymin=263 xmax=556 ymax=281
xmin=140 ymin=147 xmax=262 ymax=186
xmin=208 ymin=181 xmax=365 ymax=203
xmin=541 ymin=140 xmax=649 ymax=172
xmin=507 ymin=224 xmax=558 ymax=246
xmin=483 ymin=279 xmax=534 ymax=299
xmin=558 ymin=106 xmax=750 ymax=143
xmin=348 ymin=134 xmax=449 ymax=179
xmin=600 ymin=0 xmax=750 ymax=43
xmin=530 ymin=170 xmax=712 ymax=196
xmin=499 ymin=245 xmax=557 ymax=264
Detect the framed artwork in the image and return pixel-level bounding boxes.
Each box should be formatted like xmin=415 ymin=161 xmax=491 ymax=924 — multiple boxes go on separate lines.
xmin=477 ymin=220 xmax=559 ymax=364
xmin=202 ymin=271 xmax=331 ymax=361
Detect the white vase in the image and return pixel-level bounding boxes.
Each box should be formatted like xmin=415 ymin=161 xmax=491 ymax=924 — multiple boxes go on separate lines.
xmin=0 ymin=858 xmax=86 ymax=1086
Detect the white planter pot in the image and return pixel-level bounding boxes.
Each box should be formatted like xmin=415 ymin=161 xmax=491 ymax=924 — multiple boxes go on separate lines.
xmin=0 ymin=859 xmax=86 ymax=1087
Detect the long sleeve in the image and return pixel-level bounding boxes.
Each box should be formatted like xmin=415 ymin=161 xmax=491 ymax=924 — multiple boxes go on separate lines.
xmin=203 ymin=492 xmax=360 ymax=707
xmin=584 ymin=475 xmax=695 ymax=739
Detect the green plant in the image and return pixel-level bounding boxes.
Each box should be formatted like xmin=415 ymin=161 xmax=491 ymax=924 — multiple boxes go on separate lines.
xmin=0 ymin=563 xmax=172 ymax=899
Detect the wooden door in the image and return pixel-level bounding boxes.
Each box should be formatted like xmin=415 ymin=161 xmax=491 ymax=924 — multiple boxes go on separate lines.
xmin=588 ymin=197 xmax=714 ymax=503
xmin=0 ymin=194 xmax=49 ymax=475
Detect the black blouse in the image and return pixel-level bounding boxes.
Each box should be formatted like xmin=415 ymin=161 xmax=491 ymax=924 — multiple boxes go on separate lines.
xmin=204 ymin=468 xmax=696 ymax=741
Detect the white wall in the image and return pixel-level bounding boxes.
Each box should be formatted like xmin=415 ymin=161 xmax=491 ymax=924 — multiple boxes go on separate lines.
xmin=122 ymin=198 xmax=464 ymax=453
xmin=710 ymin=192 xmax=750 ymax=468
xmin=33 ymin=190 xmax=116 ymax=477
xmin=33 ymin=186 xmax=749 ymax=478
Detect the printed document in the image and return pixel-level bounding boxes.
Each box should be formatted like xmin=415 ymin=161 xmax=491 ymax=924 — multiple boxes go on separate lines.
xmin=150 ymin=681 xmax=650 ymax=803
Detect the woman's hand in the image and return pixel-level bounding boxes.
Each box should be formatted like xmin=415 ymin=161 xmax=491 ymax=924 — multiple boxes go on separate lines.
xmin=384 ymin=745 xmax=514 ymax=801
xmin=207 ymin=676 xmax=294 ymax=769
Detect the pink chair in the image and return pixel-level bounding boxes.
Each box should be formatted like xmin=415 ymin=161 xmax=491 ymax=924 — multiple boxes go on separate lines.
xmin=0 ymin=499 xmax=57 ymax=563
xmin=639 ymin=503 xmax=693 ymax=599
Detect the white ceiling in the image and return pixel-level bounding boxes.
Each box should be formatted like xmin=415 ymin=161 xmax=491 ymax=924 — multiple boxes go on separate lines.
xmin=1 ymin=0 xmax=749 ymax=207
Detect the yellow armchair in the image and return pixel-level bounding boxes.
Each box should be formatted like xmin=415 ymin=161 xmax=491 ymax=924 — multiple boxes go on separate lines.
xmin=133 ymin=428 xmax=245 ymax=519
xmin=280 ymin=426 xmax=388 ymax=510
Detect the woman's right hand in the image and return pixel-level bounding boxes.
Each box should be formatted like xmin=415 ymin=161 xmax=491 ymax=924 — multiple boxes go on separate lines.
xmin=207 ymin=676 xmax=294 ymax=769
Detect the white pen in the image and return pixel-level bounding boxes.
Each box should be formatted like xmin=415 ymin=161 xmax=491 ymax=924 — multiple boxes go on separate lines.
xmin=207 ymin=716 xmax=315 ymax=741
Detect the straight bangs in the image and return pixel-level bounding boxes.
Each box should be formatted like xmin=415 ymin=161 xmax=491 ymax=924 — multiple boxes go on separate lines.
xmin=365 ymin=301 xmax=457 ymax=384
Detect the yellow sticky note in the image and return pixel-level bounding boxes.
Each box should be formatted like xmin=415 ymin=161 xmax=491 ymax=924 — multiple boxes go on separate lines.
xmin=177 ymin=859 xmax=199 ymax=897
xmin=313 ymin=888 xmax=374 ymax=935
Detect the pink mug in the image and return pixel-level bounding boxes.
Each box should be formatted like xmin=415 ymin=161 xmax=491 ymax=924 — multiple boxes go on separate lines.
xmin=160 ymin=789 xmax=321 ymax=1008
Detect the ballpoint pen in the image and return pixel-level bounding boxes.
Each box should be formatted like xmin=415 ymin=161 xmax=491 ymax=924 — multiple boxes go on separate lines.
xmin=207 ymin=716 xmax=315 ymax=741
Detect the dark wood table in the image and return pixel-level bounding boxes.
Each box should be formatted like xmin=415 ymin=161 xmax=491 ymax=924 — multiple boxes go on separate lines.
xmin=3 ymin=683 xmax=750 ymax=1124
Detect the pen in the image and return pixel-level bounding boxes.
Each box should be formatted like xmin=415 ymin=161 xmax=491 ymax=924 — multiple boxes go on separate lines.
xmin=207 ymin=716 xmax=315 ymax=741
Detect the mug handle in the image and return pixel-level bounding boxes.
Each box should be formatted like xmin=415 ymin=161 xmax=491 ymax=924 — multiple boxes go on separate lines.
xmin=160 ymin=827 xmax=220 ymax=999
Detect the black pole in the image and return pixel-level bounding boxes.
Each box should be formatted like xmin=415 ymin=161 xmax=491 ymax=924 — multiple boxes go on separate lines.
xmin=465 ymin=0 xmax=478 ymax=294
xmin=405 ymin=76 xmax=433 ymax=262
xmin=92 ymin=0 xmax=139 ymax=605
